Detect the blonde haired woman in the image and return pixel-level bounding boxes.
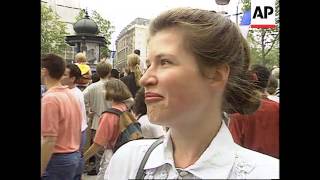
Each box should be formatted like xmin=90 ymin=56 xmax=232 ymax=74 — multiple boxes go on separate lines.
xmin=120 ymin=53 xmax=142 ymax=97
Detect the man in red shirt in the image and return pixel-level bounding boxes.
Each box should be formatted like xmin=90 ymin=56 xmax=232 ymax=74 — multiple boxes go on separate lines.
xmin=41 ymin=54 xmax=82 ymax=179
xmin=229 ymin=65 xmax=279 ymax=158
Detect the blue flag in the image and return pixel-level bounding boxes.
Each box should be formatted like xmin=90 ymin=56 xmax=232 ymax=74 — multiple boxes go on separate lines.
xmin=240 ymin=10 xmax=251 ymax=25
xmin=110 ymin=51 xmax=116 ymax=58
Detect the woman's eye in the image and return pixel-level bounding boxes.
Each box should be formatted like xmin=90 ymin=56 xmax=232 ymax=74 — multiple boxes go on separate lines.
xmin=160 ymin=59 xmax=171 ymax=65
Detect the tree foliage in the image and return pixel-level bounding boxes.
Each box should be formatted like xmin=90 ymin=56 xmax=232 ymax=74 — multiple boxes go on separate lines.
xmin=75 ymin=10 xmax=114 ymax=58
xmin=41 ymin=3 xmax=69 ymax=56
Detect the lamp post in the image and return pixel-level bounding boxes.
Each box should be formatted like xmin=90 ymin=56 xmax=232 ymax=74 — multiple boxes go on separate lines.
xmin=215 ymin=0 xmax=230 ymax=15
xmin=236 ymin=2 xmax=239 ymax=24
xmin=236 ymin=0 xmax=241 ymax=25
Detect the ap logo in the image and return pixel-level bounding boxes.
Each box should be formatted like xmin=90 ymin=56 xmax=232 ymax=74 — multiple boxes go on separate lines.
xmin=251 ymin=0 xmax=276 ymax=28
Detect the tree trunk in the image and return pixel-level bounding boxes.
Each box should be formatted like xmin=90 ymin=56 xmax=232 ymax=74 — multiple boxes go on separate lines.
xmin=261 ymin=30 xmax=266 ymax=65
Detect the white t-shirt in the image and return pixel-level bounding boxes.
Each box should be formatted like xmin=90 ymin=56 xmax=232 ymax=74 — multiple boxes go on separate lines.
xmin=71 ymin=87 xmax=88 ymax=132
xmin=105 ymin=122 xmax=279 ymax=179
xmin=83 ymin=79 xmax=112 ymax=130
xmin=268 ymin=95 xmax=279 ymax=103
xmin=138 ymin=115 xmax=165 ymax=138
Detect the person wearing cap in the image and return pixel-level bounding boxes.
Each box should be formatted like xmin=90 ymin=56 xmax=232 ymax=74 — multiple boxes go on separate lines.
xmin=74 ymin=52 xmax=92 ymax=90
xmin=61 ymin=63 xmax=88 ymax=179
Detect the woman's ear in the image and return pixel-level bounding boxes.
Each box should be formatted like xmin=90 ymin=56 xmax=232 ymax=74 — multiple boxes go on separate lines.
xmin=41 ymin=68 xmax=48 ymax=77
xmin=207 ymin=64 xmax=230 ymax=90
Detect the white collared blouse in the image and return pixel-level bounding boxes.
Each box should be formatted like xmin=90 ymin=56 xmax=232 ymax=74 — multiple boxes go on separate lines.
xmin=105 ymin=122 xmax=279 ymax=179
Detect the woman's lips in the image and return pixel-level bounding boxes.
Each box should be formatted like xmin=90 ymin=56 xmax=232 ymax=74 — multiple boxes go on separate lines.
xmin=145 ymin=92 xmax=164 ymax=103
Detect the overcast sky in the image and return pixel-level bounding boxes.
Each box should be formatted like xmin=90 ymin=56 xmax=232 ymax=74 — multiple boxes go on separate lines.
xmin=79 ymin=0 xmax=242 ymax=49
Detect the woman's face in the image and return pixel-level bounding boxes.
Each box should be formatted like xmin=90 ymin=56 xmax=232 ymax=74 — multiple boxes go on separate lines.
xmin=140 ymin=27 xmax=216 ymax=127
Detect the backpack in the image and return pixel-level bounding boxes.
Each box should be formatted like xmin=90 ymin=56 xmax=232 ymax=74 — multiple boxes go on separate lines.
xmin=102 ymin=108 xmax=143 ymax=153
xmin=77 ymin=72 xmax=91 ymax=85
xmin=75 ymin=63 xmax=91 ymax=85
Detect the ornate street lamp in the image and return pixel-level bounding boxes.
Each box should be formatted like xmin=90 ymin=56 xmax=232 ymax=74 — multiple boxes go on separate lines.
xmin=215 ymin=0 xmax=230 ymax=15
xmin=215 ymin=0 xmax=242 ymax=24
xmin=65 ymin=9 xmax=106 ymax=67
xmin=215 ymin=0 xmax=230 ymax=5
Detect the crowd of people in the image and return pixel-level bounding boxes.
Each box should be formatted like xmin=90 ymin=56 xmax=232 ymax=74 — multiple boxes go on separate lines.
xmin=41 ymin=7 xmax=279 ymax=180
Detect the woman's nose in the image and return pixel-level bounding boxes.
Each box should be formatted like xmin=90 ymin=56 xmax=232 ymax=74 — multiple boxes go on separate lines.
xmin=140 ymin=65 xmax=157 ymax=87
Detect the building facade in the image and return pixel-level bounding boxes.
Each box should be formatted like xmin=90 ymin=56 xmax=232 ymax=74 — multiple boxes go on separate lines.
xmin=115 ymin=18 xmax=150 ymax=72
xmin=41 ymin=0 xmax=81 ymax=35
xmin=41 ymin=0 xmax=81 ymax=62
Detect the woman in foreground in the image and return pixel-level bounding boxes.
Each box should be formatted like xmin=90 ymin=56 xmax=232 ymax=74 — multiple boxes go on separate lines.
xmin=106 ymin=8 xmax=279 ymax=179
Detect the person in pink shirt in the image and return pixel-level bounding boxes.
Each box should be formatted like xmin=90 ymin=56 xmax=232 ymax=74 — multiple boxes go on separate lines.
xmin=84 ymin=79 xmax=134 ymax=180
xmin=41 ymin=54 xmax=82 ymax=180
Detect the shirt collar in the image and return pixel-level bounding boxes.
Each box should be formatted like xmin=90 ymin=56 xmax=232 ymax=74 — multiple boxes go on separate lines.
xmin=44 ymin=85 xmax=68 ymax=94
xmin=144 ymin=122 xmax=237 ymax=179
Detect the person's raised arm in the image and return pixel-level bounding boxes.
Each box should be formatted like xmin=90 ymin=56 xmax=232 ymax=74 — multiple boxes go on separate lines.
xmin=83 ymin=143 xmax=103 ymax=161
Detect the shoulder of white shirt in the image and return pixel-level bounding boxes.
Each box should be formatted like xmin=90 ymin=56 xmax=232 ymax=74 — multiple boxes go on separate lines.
xmin=106 ymin=139 xmax=156 ymax=179
xmin=267 ymin=95 xmax=279 ymax=103
xmin=233 ymin=144 xmax=279 ymax=178
xmin=108 ymin=139 xmax=279 ymax=179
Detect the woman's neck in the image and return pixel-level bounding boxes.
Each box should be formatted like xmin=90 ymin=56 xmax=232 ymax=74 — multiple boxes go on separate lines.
xmin=170 ymin=110 xmax=222 ymax=168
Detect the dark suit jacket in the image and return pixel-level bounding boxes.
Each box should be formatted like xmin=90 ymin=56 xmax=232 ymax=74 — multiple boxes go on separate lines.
xmin=120 ymin=72 xmax=140 ymax=98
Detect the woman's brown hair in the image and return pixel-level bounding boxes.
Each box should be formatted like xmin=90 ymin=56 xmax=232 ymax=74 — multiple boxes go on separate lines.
xmin=149 ymin=8 xmax=260 ymax=114
xmin=105 ymin=79 xmax=140 ymax=133
xmin=105 ymin=79 xmax=133 ymax=102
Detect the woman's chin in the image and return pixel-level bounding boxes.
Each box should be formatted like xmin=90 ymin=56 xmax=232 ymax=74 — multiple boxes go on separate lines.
xmin=147 ymin=103 xmax=172 ymax=125
xmin=147 ymin=112 xmax=168 ymax=126
xmin=147 ymin=113 xmax=163 ymax=124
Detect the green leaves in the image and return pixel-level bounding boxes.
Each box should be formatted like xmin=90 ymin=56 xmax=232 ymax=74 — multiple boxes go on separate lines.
xmin=92 ymin=10 xmax=115 ymax=57
xmin=248 ymin=29 xmax=279 ymax=68
xmin=41 ymin=4 xmax=69 ymax=56
xmin=241 ymin=0 xmax=251 ymax=11
xmin=75 ymin=9 xmax=86 ymax=22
